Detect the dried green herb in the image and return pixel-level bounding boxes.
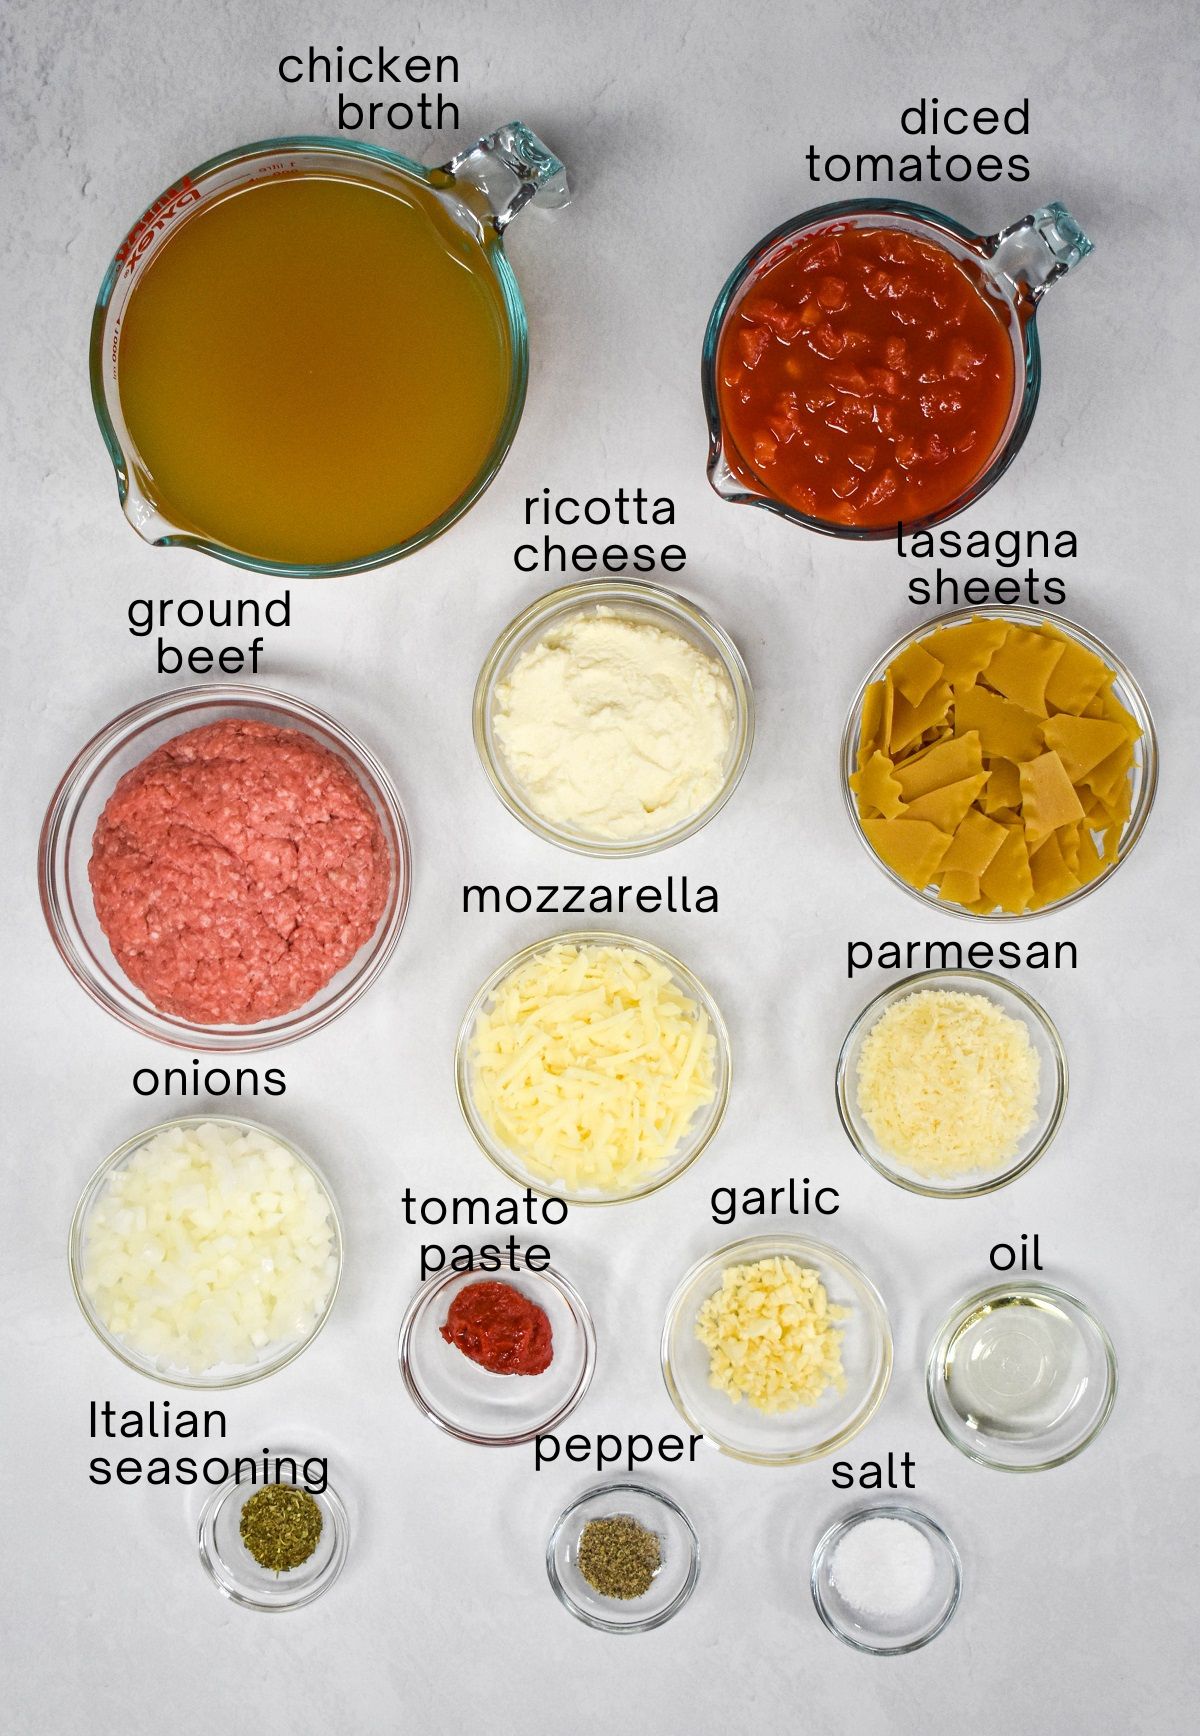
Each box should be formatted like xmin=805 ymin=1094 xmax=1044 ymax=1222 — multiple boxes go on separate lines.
xmin=577 ymin=1514 xmax=661 ymax=1600
xmin=239 ymin=1484 xmax=323 ymax=1574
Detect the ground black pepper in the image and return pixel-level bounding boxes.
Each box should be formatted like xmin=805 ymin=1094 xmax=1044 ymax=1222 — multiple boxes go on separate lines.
xmin=576 ymin=1514 xmax=661 ymax=1600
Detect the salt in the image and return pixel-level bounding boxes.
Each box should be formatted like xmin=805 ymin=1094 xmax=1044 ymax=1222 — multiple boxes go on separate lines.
xmin=829 ymin=1515 xmax=936 ymax=1620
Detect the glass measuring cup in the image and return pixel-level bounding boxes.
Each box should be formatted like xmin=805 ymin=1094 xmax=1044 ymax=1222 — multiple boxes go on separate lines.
xmin=90 ymin=123 xmax=569 ymax=578
xmin=703 ymin=198 xmax=1092 ymax=539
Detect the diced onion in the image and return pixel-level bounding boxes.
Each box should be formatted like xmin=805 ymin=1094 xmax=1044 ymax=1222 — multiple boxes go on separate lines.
xmin=80 ymin=1121 xmax=337 ymax=1375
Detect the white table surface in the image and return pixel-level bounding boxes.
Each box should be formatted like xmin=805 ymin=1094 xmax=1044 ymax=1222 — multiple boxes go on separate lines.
xmin=3 ymin=1 xmax=1197 ymax=1730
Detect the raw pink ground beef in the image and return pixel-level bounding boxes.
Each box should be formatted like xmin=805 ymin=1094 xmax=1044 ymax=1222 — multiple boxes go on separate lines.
xmin=89 ymin=718 xmax=391 ymax=1025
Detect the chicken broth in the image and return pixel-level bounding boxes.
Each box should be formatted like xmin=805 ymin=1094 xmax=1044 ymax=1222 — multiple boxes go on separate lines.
xmin=116 ymin=172 xmax=512 ymax=566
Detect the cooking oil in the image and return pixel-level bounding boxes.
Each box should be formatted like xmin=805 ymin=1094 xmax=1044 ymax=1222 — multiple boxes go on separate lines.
xmin=940 ymin=1291 xmax=1091 ymax=1441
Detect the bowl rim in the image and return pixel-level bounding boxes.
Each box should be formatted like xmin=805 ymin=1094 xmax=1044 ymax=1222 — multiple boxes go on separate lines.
xmin=925 ymin=1279 xmax=1119 ymax=1471
xmin=69 ymin=1112 xmax=344 ymax=1390
xmin=197 ymin=1450 xmax=350 ymax=1611
xmin=396 ymin=1252 xmax=597 ymax=1445
xmin=659 ymin=1231 xmax=893 ymax=1466
xmin=839 ymin=604 xmax=1159 ymax=920
xmin=834 ymin=968 xmax=1069 ymax=1197
xmin=810 ymin=1502 xmax=962 ymax=1655
xmin=545 ymin=1479 xmax=701 ymax=1634
xmin=472 ymin=577 xmax=756 ymax=857
xmin=38 ymin=681 xmax=411 ymax=1050
xmin=454 ymin=928 xmax=732 ymax=1205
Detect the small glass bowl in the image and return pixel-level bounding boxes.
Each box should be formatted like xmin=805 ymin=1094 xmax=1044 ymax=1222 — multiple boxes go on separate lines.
xmin=398 ymin=1255 xmax=596 ymax=1444
xmin=660 ymin=1234 xmax=892 ymax=1465
xmin=835 ymin=969 xmax=1068 ymax=1197
xmin=69 ymin=1115 xmax=343 ymax=1389
xmin=546 ymin=1483 xmax=700 ymax=1633
xmin=811 ymin=1504 xmax=962 ymax=1655
xmin=927 ymin=1281 xmax=1117 ymax=1471
xmin=840 ymin=607 xmax=1158 ymax=919
xmin=455 ymin=929 xmax=731 ymax=1205
xmin=198 ymin=1452 xmax=349 ymax=1611
xmin=473 ymin=580 xmax=755 ymax=856
xmin=38 ymin=682 xmax=411 ymax=1050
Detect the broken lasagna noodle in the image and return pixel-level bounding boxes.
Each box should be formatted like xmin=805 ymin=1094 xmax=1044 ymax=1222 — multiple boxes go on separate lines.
xmin=851 ymin=617 xmax=1141 ymax=914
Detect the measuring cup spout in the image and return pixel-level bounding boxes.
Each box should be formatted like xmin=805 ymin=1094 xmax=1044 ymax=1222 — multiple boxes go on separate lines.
xmin=440 ymin=122 xmax=570 ymax=233
xmin=119 ymin=466 xmax=179 ymax=547
xmin=707 ymin=444 xmax=762 ymax=504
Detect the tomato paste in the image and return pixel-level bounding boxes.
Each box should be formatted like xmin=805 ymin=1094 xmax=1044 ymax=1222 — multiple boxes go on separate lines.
xmin=440 ymin=1280 xmax=554 ymax=1376
xmin=89 ymin=718 xmax=390 ymax=1025
xmin=716 ymin=225 xmax=1016 ymax=529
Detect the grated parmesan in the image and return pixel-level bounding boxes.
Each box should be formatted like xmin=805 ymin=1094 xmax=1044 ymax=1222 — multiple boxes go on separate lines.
xmin=469 ymin=941 xmax=716 ymax=1193
xmin=695 ymin=1257 xmax=848 ymax=1414
xmin=855 ymin=988 xmax=1041 ymax=1177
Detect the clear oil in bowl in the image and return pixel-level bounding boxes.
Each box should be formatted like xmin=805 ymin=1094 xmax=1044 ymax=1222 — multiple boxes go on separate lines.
xmin=941 ymin=1293 xmax=1093 ymax=1442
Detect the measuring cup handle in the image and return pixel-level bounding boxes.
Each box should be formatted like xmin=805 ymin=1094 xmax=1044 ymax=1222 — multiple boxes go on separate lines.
xmin=441 ymin=122 xmax=570 ymax=233
xmin=986 ymin=202 xmax=1094 ymax=308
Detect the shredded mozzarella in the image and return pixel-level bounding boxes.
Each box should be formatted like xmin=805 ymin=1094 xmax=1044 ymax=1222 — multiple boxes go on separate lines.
xmin=470 ymin=941 xmax=716 ymax=1193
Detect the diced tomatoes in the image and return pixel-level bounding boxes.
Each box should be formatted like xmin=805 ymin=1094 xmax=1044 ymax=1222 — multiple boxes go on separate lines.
xmin=717 ymin=224 xmax=1014 ymax=526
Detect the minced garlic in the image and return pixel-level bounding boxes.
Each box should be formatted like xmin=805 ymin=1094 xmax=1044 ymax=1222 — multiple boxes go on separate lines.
xmin=855 ymin=988 xmax=1041 ymax=1176
xmin=492 ymin=608 xmax=735 ymax=840
xmin=695 ymin=1256 xmax=847 ymax=1414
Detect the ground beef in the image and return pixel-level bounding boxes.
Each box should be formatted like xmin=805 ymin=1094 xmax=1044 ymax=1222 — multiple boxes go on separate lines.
xmin=89 ymin=718 xmax=391 ymax=1025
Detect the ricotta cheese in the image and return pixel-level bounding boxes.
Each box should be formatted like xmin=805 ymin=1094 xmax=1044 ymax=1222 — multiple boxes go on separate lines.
xmin=492 ymin=608 xmax=735 ymax=840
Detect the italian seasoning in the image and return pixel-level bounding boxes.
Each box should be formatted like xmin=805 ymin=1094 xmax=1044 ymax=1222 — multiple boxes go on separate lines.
xmin=239 ymin=1485 xmax=323 ymax=1574
xmin=576 ymin=1515 xmax=661 ymax=1600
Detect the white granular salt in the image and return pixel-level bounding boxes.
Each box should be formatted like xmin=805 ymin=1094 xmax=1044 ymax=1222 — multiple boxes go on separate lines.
xmin=829 ymin=1515 xmax=936 ymax=1620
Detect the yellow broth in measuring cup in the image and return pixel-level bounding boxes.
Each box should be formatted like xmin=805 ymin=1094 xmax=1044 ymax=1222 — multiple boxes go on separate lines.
xmin=91 ymin=128 xmax=569 ymax=575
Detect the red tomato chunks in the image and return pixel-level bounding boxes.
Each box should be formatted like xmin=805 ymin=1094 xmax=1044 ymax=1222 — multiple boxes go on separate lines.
xmin=716 ymin=226 xmax=1016 ymax=529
